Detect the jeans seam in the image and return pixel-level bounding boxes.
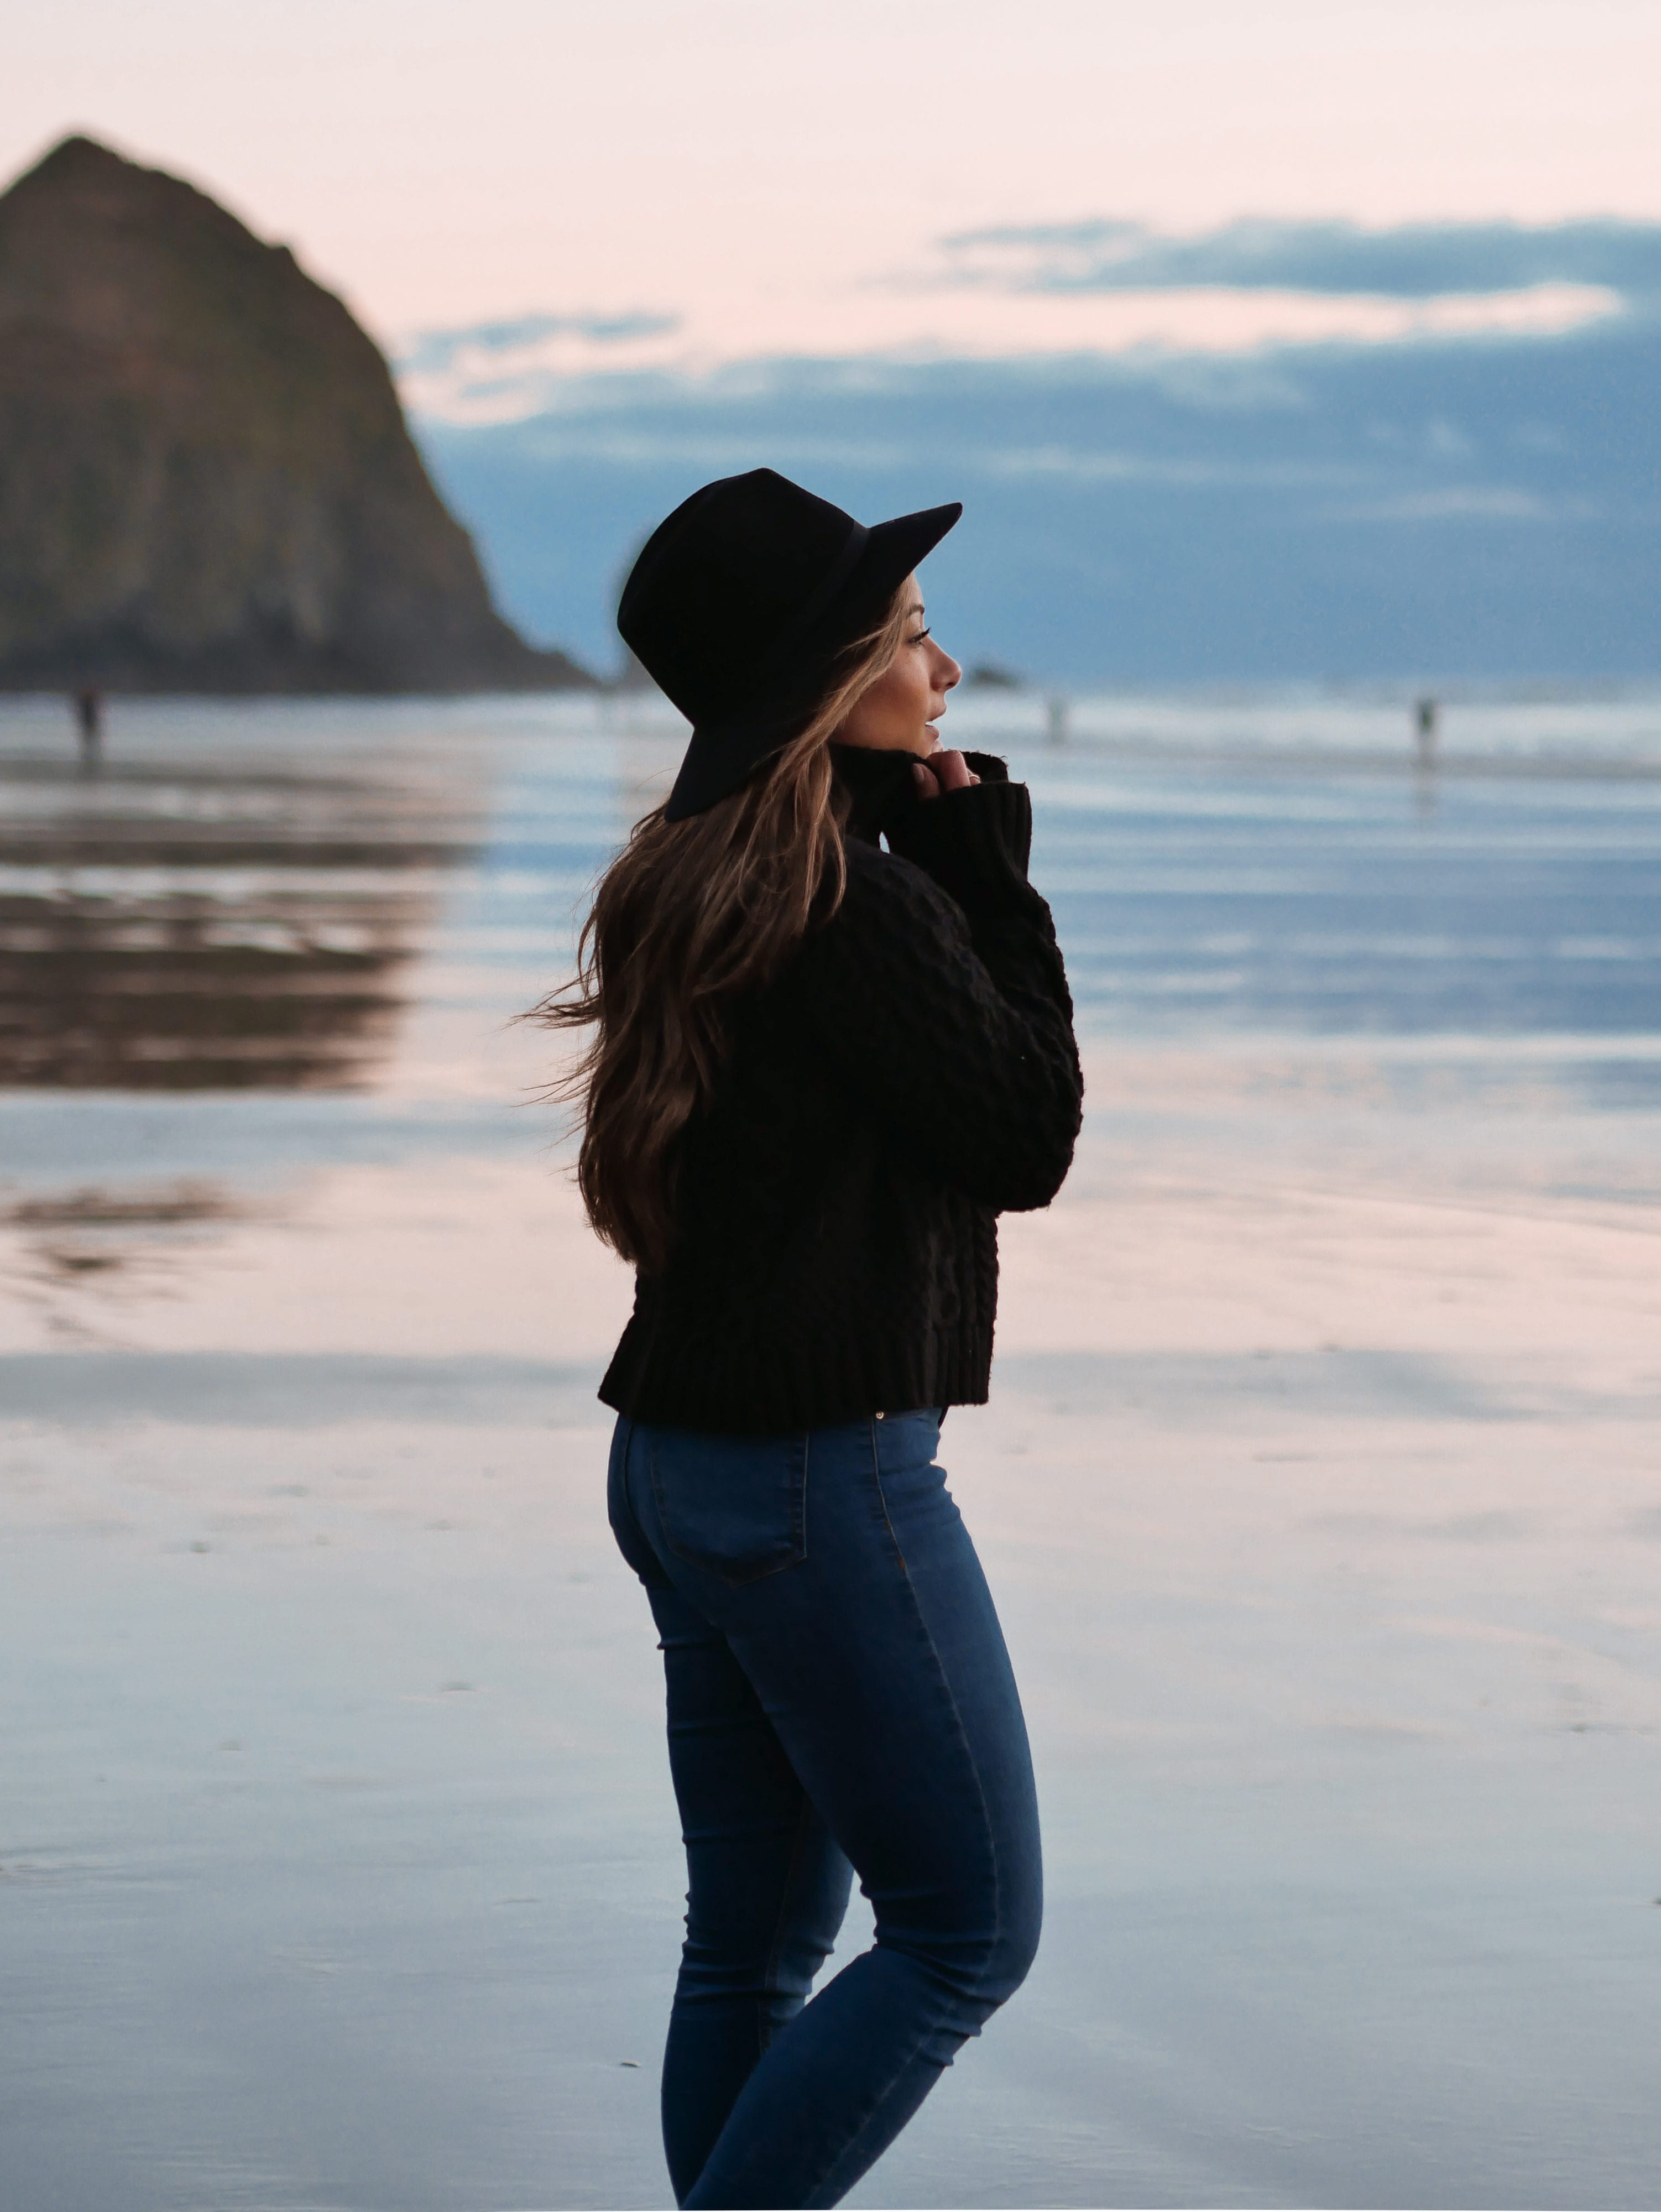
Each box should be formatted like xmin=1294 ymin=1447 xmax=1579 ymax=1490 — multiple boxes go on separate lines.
xmin=785 ymin=1423 xmax=1007 ymax=2204
xmin=870 ymin=1420 xmax=1002 ymax=1983
xmin=801 ymin=2020 xmax=943 ymax=2211
xmin=800 ymin=1426 xmax=811 ymax=1566
xmin=866 ymin=1417 xmax=907 ymax=1569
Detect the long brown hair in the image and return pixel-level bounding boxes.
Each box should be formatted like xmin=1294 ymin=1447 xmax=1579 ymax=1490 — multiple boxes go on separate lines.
xmin=532 ymin=585 xmax=913 ymax=1273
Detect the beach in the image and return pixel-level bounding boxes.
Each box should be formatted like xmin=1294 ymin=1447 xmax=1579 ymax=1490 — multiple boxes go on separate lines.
xmin=4 ymin=692 xmax=1661 ymax=2208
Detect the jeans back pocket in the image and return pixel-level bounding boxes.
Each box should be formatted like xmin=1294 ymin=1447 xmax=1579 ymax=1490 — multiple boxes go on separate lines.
xmin=648 ymin=1428 xmax=808 ymax=1587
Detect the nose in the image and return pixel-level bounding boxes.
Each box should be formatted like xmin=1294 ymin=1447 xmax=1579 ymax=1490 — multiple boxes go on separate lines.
xmin=936 ymin=646 xmax=962 ymax=693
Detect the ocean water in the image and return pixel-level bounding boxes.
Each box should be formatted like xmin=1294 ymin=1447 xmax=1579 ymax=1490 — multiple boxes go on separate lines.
xmin=4 ymin=682 xmax=1660 ymax=1081
xmin=3 ymin=682 xmax=1657 ymax=1204
xmin=4 ymin=687 xmax=1661 ymax=2210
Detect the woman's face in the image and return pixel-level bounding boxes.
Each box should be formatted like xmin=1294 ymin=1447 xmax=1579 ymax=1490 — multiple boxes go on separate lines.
xmin=837 ymin=579 xmax=962 ymax=754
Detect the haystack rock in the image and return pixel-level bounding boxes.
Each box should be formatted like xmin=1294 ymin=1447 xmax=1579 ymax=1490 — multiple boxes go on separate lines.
xmin=0 ymin=135 xmax=593 ymax=692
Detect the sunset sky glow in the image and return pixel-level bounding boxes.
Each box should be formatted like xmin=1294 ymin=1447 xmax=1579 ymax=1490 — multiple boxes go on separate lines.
xmin=7 ymin=0 xmax=1659 ymax=347
xmin=9 ymin=1 xmax=1660 ymax=678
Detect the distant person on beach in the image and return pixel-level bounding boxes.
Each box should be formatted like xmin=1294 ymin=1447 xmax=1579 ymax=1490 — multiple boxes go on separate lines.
xmin=1415 ymin=693 xmax=1439 ymax=765
xmin=72 ymin=684 xmax=103 ymax=761
xmin=535 ymin=469 xmax=1082 ymax=2208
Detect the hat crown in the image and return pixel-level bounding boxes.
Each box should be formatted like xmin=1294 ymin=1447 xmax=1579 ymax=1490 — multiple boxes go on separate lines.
xmin=615 ymin=468 xmax=961 ymax=820
xmin=618 ymin=469 xmax=862 ymax=724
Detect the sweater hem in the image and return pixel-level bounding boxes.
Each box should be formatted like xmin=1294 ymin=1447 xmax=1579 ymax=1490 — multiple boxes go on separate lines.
xmin=597 ymin=1360 xmax=994 ymax=1436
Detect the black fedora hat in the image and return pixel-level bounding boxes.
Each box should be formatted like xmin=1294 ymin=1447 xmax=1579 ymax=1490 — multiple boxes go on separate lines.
xmin=618 ymin=468 xmax=961 ymax=821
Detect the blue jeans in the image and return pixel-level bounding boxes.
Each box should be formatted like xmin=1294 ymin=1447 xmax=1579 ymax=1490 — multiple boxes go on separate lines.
xmin=607 ymin=1409 xmax=1042 ymax=2210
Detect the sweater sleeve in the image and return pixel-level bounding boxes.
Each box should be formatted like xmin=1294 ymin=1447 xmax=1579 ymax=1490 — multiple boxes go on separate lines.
xmin=791 ymin=781 xmax=1083 ymax=1213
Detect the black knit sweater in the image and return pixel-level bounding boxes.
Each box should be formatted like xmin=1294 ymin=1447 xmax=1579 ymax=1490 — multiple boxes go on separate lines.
xmin=598 ymin=743 xmax=1083 ymax=1432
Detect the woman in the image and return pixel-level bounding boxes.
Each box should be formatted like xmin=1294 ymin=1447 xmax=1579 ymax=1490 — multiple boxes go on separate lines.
xmin=540 ymin=468 xmax=1082 ymax=2209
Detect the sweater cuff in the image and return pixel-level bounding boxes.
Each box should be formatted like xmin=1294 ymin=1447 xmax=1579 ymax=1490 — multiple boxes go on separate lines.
xmin=885 ymin=775 xmax=1044 ymax=921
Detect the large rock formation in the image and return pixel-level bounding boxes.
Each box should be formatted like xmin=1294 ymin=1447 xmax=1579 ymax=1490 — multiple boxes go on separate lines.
xmin=0 ymin=135 xmax=592 ymax=692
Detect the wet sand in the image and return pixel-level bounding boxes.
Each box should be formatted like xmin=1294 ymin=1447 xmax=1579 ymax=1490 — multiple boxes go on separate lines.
xmin=8 ymin=1065 xmax=1661 ymax=2209
xmin=4 ymin=697 xmax=1661 ymax=2207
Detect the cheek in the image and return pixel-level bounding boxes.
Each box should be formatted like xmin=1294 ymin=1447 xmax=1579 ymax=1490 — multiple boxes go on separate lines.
xmin=853 ymin=654 xmax=931 ymax=738
xmin=896 ymin=655 xmax=933 ymax=720
xmin=869 ymin=664 xmax=921 ymax=729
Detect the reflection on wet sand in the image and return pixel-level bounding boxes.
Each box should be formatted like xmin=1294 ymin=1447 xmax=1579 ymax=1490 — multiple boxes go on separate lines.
xmin=4 ymin=1180 xmax=243 ymax=1269
xmin=0 ymin=1181 xmax=251 ymax=1344
xmin=0 ymin=758 xmax=478 ymax=1088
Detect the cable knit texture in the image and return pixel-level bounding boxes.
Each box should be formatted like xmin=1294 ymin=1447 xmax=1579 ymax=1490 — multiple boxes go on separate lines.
xmin=598 ymin=743 xmax=1084 ymax=1431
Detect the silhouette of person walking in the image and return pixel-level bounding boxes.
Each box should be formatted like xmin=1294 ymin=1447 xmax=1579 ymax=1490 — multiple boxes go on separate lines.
xmin=72 ymin=685 xmax=104 ymax=765
xmin=1413 ymin=694 xmax=1438 ymax=768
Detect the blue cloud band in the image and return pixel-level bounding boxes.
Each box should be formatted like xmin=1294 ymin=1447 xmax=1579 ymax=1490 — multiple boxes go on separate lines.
xmin=934 ymin=216 xmax=1661 ymax=302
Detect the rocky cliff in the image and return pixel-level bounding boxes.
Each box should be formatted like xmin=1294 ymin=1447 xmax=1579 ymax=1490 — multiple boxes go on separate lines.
xmin=0 ymin=135 xmax=592 ymax=692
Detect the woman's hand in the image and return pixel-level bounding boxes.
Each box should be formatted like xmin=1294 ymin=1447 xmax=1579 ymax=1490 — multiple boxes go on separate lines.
xmin=911 ymin=750 xmax=980 ymax=800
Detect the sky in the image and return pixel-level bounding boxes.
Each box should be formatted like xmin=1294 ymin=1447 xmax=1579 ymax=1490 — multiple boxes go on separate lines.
xmin=7 ymin=0 xmax=1660 ymax=679
xmin=9 ymin=0 xmax=1660 ymax=340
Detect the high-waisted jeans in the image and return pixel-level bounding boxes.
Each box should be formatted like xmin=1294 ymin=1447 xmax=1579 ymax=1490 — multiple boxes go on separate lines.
xmin=607 ymin=1409 xmax=1042 ymax=2210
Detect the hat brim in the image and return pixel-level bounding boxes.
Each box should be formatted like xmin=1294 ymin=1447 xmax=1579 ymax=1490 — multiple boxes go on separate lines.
xmin=662 ymin=500 xmax=962 ymax=822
